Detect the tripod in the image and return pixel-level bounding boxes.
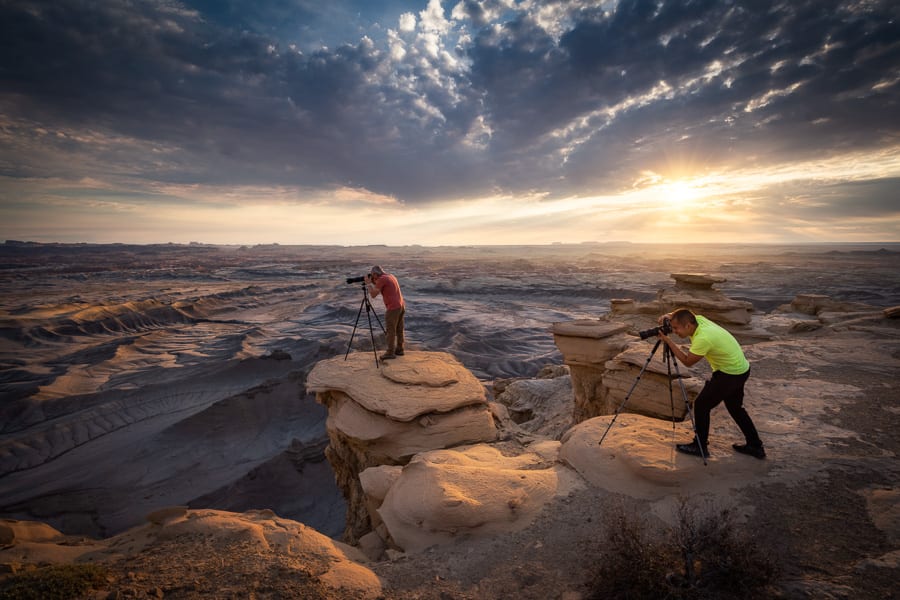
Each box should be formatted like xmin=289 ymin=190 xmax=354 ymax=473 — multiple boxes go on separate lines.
xmin=345 ymin=283 xmax=386 ymax=366
xmin=597 ymin=337 xmax=707 ymax=466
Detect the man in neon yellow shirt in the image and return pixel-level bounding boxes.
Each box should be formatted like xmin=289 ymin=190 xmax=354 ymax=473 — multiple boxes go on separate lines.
xmin=658 ymin=308 xmax=765 ymax=459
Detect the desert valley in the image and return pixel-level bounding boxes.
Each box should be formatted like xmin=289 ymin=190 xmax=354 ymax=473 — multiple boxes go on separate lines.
xmin=1 ymin=241 xmax=899 ymax=599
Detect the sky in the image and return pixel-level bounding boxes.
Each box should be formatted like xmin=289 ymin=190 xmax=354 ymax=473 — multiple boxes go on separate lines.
xmin=1 ymin=0 xmax=898 ymax=246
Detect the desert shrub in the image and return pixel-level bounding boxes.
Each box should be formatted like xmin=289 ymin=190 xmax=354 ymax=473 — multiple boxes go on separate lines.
xmin=589 ymin=498 xmax=780 ymax=599
xmin=0 ymin=563 xmax=109 ymax=600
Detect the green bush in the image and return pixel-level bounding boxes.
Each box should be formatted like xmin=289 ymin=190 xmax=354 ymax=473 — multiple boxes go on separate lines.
xmin=0 ymin=563 xmax=109 ymax=600
xmin=589 ymin=498 xmax=780 ymax=599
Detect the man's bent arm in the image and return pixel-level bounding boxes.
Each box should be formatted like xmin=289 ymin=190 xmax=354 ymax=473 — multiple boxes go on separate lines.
xmin=660 ymin=333 xmax=703 ymax=367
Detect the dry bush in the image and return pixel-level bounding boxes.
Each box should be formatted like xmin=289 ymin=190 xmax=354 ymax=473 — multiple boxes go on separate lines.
xmin=589 ymin=498 xmax=780 ymax=599
xmin=0 ymin=564 xmax=109 ymax=600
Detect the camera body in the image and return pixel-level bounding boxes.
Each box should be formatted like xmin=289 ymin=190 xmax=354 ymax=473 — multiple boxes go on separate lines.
xmin=638 ymin=317 xmax=673 ymax=340
xmin=346 ymin=275 xmax=367 ymax=284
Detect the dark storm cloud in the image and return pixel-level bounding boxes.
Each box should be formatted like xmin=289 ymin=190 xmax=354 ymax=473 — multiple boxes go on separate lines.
xmin=0 ymin=0 xmax=898 ymax=209
xmin=471 ymin=0 xmax=900 ymax=193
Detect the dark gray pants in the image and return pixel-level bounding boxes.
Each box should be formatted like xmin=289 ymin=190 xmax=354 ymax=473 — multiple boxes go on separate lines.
xmin=693 ymin=368 xmax=761 ymax=448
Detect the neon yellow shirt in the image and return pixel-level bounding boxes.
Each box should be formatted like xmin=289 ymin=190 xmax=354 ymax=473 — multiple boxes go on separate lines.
xmin=688 ymin=315 xmax=750 ymax=375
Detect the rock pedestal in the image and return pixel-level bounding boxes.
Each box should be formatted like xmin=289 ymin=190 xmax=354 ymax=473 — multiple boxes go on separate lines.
xmin=550 ymin=320 xmax=631 ymax=423
xmin=306 ymin=351 xmax=498 ymax=543
xmin=600 ymin=344 xmax=702 ymax=420
xmin=611 ymin=273 xmax=754 ymax=328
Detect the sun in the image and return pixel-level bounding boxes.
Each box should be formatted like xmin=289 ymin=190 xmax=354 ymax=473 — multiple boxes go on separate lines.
xmin=664 ymin=180 xmax=701 ymax=209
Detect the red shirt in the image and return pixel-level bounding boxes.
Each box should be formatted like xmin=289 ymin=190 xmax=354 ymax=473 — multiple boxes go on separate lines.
xmin=372 ymin=273 xmax=404 ymax=310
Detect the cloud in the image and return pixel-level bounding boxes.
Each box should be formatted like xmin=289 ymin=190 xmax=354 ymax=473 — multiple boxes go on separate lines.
xmin=0 ymin=0 xmax=898 ymax=237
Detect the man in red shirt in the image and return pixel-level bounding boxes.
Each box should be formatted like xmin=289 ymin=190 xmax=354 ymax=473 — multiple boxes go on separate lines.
xmin=366 ymin=265 xmax=405 ymax=360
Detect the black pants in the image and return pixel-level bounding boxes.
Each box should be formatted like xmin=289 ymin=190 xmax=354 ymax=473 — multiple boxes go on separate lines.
xmin=693 ymin=368 xmax=762 ymax=448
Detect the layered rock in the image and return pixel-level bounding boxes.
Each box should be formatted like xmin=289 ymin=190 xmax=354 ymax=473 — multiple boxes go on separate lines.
xmin=0 ymin=509 xmax=383 ymax=599
xmin=360 ymin=442 xmax=575 ymax=553
xmin=549 ymin=320 xmax=631 ymax=423
xmin=494 ymin=369 xmax=574 ymax=439
xmin=600 ymin=343 xmax=703 ymax=420
xmin=610 ymin=273 xmax=756 ymax=334
xmin=306 ymin=351 xmax=498 ymax=543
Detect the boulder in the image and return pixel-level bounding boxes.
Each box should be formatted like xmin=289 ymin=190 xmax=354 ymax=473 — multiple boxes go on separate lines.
xmin=81 ymin=509 xmax=383 ymax=598
xmin=600 ymin=343 xmax=703 ymax=420
xmin=371 ymin=442 xmax=575 ymax=552
xmin=307 ymin=352 xmax=498 ymax=543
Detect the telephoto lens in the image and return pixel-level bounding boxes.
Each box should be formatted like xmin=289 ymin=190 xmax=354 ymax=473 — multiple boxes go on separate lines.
xmin=346 ymin=276 xmax=366 ymax=284
xmin=638 ymin=326 xmax=661 ymax=340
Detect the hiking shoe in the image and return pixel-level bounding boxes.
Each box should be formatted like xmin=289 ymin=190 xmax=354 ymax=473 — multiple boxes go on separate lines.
xmin=676 ymin=441 xmax=708 ymax=457
xmin=395 ymin=349 xmax=405 ymax=356
xmin=380 ymin=353 xmax=396 ymax=360
xmin=733 ymin=443 xmax=766 ymax=459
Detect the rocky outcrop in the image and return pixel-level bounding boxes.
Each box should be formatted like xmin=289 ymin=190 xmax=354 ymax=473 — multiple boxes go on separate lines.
xmin=360 ymin=442 xmax=576 ymax=553
xmin=550 ymin=321 xmax=702 ymax=423
xmin=600 ymin=344 xmax=703 ymax=421
xmin=550 ymin=320 xmax=631 ymax=423
xmin=494 ymin=369 xmax=574 ymax=439
xmin=306 ymin=351 xmax=498 ymax=543
xmin=0 ymin=510 xmax=384 ymax=599
xmin=559 ymin=413 xmax=769 ymax=499
xmin=610 ymin=273 xmax=756 ymax=334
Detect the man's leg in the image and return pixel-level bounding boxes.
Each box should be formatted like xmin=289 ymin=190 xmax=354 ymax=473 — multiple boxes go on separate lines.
xmin=394 ymin=307 xmax=405 ymax=354
xmin=383 ymin=308 xmax=400 ymax=356
xmin=692 ymin=376 xmax=727 ymax=449
xmin=723 ymin=371 xmax=763 ymax=448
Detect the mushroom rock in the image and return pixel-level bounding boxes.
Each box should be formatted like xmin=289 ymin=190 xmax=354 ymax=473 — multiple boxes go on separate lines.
xmin=600 ymin=343 xmax=703 ymax=420
xmin=372 ymin=442 xmax=574 ymax=553
xmin=559 ymin=414 xmax=768 ymax=499
xmin=306 ymin=352 xmax=498 ymax=543
xmin=611 ymin=273 xmax=754 ymax=329
xmin=656 ymin=274 xmax=754 ymax=326
xmin=549 ymin=320 xmax=632 ymax=424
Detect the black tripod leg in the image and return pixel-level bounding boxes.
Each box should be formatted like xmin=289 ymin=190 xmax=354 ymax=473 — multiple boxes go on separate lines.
xmin=365 ymin=295 xmax=380 ymax=367
xmin=665 ymin=345 xmax=676 ymax=432
xmin=671 ymin=359 xmax=708 ymax=466
xmin=345 ymin=293 xmax=368 ymax=360
xmin=598 ymin=339 xmax=662 ymax=447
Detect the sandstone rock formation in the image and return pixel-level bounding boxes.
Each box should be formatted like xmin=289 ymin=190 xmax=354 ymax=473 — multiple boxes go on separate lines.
xmin=549 ymin=320 xmax=631 ymax=422
xmin=610 ymin=272 xmax=755 ymax=332
xmin=362 ymin=442 xmax=576 ymax=553
xmin=599 ymin=343 xmax=703 ymax=420
xmin=0 ymin=509 xmax=383 ymax=599
xmin=559 ymin=413 xmax=769 ymax=499
xmin=494 ymin=370 xmax=574 ymax=439
xmin=550 ymin=321 xmax=702 ymax=423
xmin=306 ymin=351 xmax=498 ymax=543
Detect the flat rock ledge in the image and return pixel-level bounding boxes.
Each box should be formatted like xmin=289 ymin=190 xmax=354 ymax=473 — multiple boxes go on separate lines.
xmin=559 ymin=413 xmax=769 ymax=499
xmin=307 ymin=351 xmax=498 ymax=544
xmin=307 ymin=351 xmax=487 ymax=421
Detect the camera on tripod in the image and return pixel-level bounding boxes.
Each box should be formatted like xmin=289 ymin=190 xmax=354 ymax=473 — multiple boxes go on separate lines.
xmin=346 ymin=275 xmax=367 ymax=284
xmin=638 ymin=317 xmax=672 ymax=340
